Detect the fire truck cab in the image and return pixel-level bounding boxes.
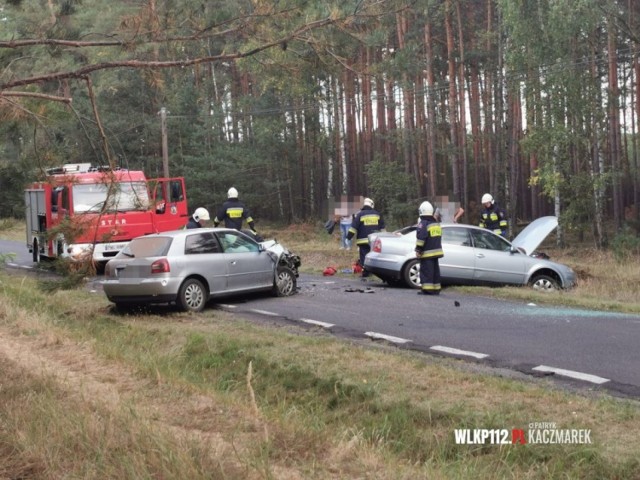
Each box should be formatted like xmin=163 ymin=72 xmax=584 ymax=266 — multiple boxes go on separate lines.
xmin=25 ymin=163 xmax=189 ymax=264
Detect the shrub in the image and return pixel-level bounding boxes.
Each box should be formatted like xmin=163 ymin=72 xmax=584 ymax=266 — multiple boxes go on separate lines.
xmin=610 ymin=227 xmax=640 ymax=262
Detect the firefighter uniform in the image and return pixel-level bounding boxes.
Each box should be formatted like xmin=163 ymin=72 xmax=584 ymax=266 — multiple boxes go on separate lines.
xmin=479 ymin=202 xmax=508 ymax=237
xmin=214 ymin=198 xmax=255 ymax=231
xmin=415 ymin=215 xmax=444 ymax=295
xmin=185 ymin=218 xmax=201 ymax=229
xmin=347 ymin=199 xmax=385 ymax=275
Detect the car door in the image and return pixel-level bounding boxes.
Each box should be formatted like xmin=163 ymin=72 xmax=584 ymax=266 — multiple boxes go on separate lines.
xmin=469 ymin=229 xmax=527 ymax=285
xmin=216 ymin=231 xmax=274 ymax=291
xmin=440 ymin=226 xmax=475 ymax=282
xmin=183 ymin=232 xmax=227 ymax=293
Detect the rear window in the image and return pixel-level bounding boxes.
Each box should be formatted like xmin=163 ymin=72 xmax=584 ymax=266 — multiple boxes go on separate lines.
xmin=117 ymin=237 xmax=172 ymax=258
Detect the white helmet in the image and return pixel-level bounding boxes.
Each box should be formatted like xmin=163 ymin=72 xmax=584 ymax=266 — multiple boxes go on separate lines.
xmin=228 ymin=187 xmax=238 ymax=199
xmin=193 ymin=207 xmax=210 ymax=222
xmin=363 ymin=198 xmax=374 ymax=208
xmin=419 ymin=201 xmax=434 ymax=216
xmin=481 ymin=193 xmax=494 ymax=205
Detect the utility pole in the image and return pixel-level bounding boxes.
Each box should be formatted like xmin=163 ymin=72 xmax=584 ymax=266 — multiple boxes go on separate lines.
xmin=160 ymin=107 xmax=169 ymax=177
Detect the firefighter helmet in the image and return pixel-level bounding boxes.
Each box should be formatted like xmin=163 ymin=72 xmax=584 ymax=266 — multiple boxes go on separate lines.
xmin=419 ymin=201 xmax=434 ymax=216
xmin=228 ymin=187 xmax=238 ymax=199
xmin=363 ymin=198 xmax=374 ymax=208
xmin=193 ymin=207 xmax=210 ymax=222
xmin=481 ymin=193 xmax=494 ymax=205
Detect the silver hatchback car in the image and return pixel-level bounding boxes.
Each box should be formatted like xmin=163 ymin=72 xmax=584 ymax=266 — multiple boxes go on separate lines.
xmin=102 ymin=228 xmax=300 ymax=312
xmin=364 ymin=216 xmax=576 ymax=291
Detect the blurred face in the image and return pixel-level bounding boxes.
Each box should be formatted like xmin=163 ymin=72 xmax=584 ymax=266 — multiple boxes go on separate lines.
xmin=483 ymin=201 xmax=492 ymax=209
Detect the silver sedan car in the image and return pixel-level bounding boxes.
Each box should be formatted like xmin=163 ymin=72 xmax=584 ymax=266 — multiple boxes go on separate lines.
xmin=364 ymin=216 xmax=576 ymax=291
xmin=102 ymin=228 xmax=300 ymax=312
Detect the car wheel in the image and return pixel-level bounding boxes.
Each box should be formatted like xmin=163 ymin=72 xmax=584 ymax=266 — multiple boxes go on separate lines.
xmin=530 ymin=274 xmax=560 ymax=292
xmin=272 ymin=266 xmax=296 ymax=297
xmin=177 ymin=278 xmax=207 ymax=312
xmin=402 ymin=259 xmax=421 ymax=289
xmin=114 ymin=302 xmax=135 ymax=313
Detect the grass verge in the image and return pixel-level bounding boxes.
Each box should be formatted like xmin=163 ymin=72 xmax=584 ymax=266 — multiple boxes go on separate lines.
xmin=1 ymin=270 xmax=639 ymax=479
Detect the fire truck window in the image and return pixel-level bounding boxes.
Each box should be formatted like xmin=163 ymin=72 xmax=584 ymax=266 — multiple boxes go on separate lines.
xmin=51 ymin=187 xmax=64 ymax=212
xmin=61 ymin=187 xmax=70 ymax=211
xmin=170 ymin=181 xmax=183 ymax=201
xmin=73 ymin=182 xmax=149 ymax=212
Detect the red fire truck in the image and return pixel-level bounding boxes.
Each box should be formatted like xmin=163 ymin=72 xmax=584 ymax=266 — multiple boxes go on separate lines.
xmin=25 ymin=163 xmax=189 ymax=264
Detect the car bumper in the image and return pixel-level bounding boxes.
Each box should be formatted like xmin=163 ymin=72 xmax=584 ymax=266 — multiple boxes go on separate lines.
xmin=102 ymin=277 xmax=183 ymax=303
xmin=364 ymin=253 xmax=404 ymax=280
xmin=561 ymin=269 xmax=578 ymax=289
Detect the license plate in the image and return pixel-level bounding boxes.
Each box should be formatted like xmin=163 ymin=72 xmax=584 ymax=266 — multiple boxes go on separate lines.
xmin=104 ymin=243 xmax=127 ymax=251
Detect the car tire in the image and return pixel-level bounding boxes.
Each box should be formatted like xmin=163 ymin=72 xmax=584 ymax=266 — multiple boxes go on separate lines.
xmin=114 ymin=302 xmax=135 ymax=313
xmin=177 ymin=278 xmax=207 ymax=312
xmin=272 ymin=266 xmax=296 ymax=297
xmin=402 ymin=259 xmax=421 ymax=289
xmin=529 ymin=273 xmax=560 ymax=292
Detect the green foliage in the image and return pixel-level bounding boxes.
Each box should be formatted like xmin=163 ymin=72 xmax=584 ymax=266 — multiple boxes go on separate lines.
xmin=610 ymin=227 xmax=640 ymax=263
xmin=365 ymin=157 xmax=418 ymax=226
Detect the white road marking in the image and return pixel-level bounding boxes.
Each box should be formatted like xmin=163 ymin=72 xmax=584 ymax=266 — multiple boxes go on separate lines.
xmin=300 ymin=318 xmax=335 ymax=329
xmin=218 ymin=304 xmax=237 ymax=309
xmin=364 ymin=332 xmax=411 ymax=344
xmin=7 ymin=263 xmax=33 ymax=270
xmin=430 ymin=345 xmax=489 ymax=359
xmin=250 ymin=309 xmax=280 ymax=317
xmin=532 ymin=365 xmax=610 ymax=384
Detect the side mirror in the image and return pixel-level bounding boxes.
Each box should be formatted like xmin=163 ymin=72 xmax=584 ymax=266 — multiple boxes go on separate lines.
xmin=510 ymin=245 xmax=520 ymax=254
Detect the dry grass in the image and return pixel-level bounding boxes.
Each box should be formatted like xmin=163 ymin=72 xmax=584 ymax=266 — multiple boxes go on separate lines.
xmin=0 ymin=219 xmax=638 ymax=478
xmin=1 ymin=270 xmax=639 ymax=479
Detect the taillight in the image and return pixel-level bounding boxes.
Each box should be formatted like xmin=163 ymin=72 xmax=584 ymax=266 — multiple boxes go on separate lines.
xmin=372 ymin=238 xmax=382 ymax=253
xmin=151 ymin=258 xmax=170 ymax=273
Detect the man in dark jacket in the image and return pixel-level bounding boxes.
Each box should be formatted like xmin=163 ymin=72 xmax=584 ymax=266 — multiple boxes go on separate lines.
xmin=185 ymin=207 xmax=210 ymax=229
xmin=479 ymin=193 xmax=508 ymax=237
xmin=347 ymin=198 xmax=385 ymax=277
xmin=415 ymin=201 xmax=444 ymax=295
xmin=214 ymin=187 xmax=257 ymax=233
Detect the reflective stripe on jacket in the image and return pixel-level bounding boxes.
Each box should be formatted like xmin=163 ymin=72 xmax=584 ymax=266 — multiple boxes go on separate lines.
xmin=415 ymin=216 xmax=444 ymax=259
xmin=214 ymin=198 xmax=255 ymax=231
xmin=347 ymin=206 xmax=385 ymax=245
xmin=479 ymin=204 xmax=508 ymax=237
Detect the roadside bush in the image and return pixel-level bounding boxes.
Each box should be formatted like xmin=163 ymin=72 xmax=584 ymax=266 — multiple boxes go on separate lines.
xmin=610 ymin=227 xmax=640 ymax=262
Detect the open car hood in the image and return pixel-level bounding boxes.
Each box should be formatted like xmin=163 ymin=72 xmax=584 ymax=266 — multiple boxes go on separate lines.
xmin=511 ymin=216 xmax=558 ymax=255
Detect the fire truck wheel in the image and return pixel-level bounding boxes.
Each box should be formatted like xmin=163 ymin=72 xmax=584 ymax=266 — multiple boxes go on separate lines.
xmin=177 ymin=278 xmax=207 ymax=312
xmin=32 ymin=239 xmax=40 ymax=263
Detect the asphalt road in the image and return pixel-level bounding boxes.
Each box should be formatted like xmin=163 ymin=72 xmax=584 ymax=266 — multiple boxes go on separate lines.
xmin=215 ymin=273 xmax=640 ymax=398
xmin=2 ymin=238 xmax=639 ymax=398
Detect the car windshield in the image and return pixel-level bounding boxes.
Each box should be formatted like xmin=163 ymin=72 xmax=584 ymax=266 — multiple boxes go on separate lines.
xmin=73 ymin=182 xmax=150 ymax=213
xmin=117 ymin=237 xmax=172 ymax=258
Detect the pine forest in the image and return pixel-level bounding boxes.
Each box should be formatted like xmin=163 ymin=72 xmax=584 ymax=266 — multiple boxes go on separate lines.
xmin=1 ymin=0 xmax=640 ymax=247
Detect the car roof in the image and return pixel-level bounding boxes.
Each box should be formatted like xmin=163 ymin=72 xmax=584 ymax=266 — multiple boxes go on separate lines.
xmin=139 ymin=227 xmax=244 ymax=238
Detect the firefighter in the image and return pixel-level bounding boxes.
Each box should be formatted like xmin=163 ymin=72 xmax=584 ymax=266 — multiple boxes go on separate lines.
xmin=347 ymin=198 xmax=385 ymax=277
xmin=415 ymin=201 xmax=444 ymax=295
xmin=185 ymin=207 xmax=210 ymax=229
xmin=479 ymin=193 xmax=508 ymax=237
xmin=213 ymin=187 xmax=257 ymax=233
